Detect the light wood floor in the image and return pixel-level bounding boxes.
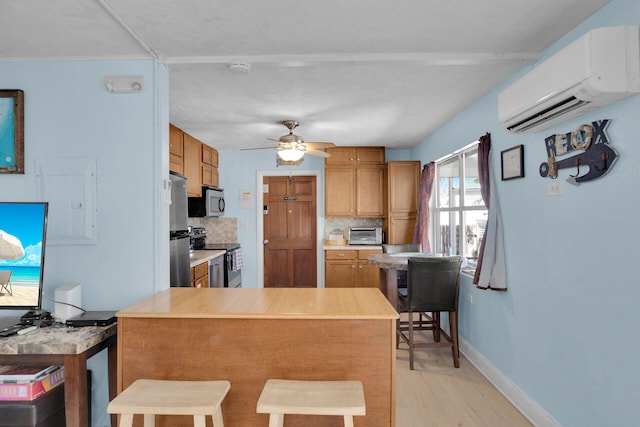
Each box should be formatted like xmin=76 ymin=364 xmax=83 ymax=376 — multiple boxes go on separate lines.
xmin=395 ymin=333 xmax=532 ymax=427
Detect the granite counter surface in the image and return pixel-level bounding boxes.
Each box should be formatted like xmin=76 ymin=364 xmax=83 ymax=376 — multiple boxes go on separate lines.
xmin=0 ymin=322 xmax=117 ymax=355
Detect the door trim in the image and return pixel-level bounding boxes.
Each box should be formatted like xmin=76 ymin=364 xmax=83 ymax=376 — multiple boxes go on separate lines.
xmin=256 ymin=170 xmax=323 ymax=288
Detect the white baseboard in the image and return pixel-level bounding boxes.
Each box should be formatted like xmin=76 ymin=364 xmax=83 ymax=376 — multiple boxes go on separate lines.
xmin=459 ymin=337 xmax=562 ymax=427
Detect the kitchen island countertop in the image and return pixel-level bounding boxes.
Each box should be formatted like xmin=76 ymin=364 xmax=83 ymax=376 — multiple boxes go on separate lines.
xmin=117 ymin=287 xmax=398 ymax=320
xmin=116 ymin=288 xmax=398 ymax=426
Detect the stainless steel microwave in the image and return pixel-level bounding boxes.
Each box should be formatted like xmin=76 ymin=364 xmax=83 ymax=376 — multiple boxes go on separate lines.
xmin=348 ymin=227 xmax=382 ymax=245
xmin=188 ymin=187 xmax=225 ymax=217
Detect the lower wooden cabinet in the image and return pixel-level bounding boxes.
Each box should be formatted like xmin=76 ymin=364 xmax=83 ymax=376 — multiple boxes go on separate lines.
xmin=191 ymin=262 xmax=208 ymax=288
xmin=325 ymin=248 xmax=381 ymax=288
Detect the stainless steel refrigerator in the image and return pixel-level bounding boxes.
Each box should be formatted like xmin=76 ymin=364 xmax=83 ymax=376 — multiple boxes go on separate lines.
xmin=169 ymin=172 xmax=191 ymax=287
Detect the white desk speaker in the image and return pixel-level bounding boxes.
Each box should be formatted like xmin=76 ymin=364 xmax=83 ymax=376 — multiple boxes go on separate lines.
xmin=54 ymin=283 xmax=83 ymax=322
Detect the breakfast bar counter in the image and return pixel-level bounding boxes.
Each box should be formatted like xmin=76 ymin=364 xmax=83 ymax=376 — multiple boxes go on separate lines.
xmin=116 ymin=288 xmax=398 ymax=427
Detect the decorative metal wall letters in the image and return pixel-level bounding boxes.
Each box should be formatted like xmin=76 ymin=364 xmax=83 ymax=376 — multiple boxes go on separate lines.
xmin=538 ymin=120 xmax=617 ymax=185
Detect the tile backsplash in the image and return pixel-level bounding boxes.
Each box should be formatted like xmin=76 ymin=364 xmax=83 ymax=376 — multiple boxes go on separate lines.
xmin=188 ymin=217 xmax=238 ymax=243
xmin=324 ymin=217 xmax=383 ymax=239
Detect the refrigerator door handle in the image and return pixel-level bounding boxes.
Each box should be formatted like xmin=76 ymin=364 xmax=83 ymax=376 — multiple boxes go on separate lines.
xmin=170 ymin=230 xmax=191 ymax=240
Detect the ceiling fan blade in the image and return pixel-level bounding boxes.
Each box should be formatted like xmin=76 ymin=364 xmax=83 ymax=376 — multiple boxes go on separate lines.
xmin=240 ymin=146 xmax=276 ymax=151
xmin=305 ymin=148 xmax=331 ymax=158
xmin=305 ymin=142 xmax=335 ymax=148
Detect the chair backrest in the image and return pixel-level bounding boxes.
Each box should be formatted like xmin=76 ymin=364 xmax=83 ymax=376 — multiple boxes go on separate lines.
xmin=382 ymin=243 xmax=422 ymax=254
xmin=0 ymin=270 xmax=11 ymax=284
xmin=407 ymin=256 xmax=462 ymax=313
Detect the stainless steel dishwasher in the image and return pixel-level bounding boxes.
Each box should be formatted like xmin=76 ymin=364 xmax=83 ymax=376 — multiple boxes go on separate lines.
xmin=208 ymin=255 xmax=225 ymax=288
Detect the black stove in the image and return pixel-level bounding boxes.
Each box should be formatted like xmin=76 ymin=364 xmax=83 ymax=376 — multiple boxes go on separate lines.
xmin=203 ymin=243 xmax=240 ymax=251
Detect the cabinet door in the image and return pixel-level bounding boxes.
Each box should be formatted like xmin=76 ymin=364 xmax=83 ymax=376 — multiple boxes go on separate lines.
xmin=184 ymin=134 xmax=203 ymax=197
xmin=202 ymin=164 xmax=214 ymax=187
xmin=357 ymin=250 xmax=382 ymax=288
xmin=193 ymin=263 xmax=208 ymax=288
xmin=325 ymin=259 xmax=356 ymax=287
xmin=210 ymin=147 xmax=219 ymax=168
xmin=169 ymin=125 xmax=184 ymax=174
xmin=388 ymin=161 xmax=420 ymax=213
xmin=388 ymin=215 xmax=417 ymax=244
xmin=356 ymin=147 xmax=385 ymax=165
xmin=211 ymin=167 xmax=219 ymax=187
xmin=325 ymin=147 xmax=356 ymax=166
xmin=325 ymin=167 xmax=355 ymax=216
xmin=169 ymin=125 xmax=184 ymax=157
xmin=356 ymin=166 xmax=384 ymax=217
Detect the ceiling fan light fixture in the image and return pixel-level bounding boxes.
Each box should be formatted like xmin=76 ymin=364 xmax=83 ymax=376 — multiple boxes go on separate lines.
xmin=278 ymin=148 xmax=305 ymax=162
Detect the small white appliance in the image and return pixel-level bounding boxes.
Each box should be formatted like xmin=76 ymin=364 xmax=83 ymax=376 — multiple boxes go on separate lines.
xmin=348 ymin=227 xmax=382 ymax=245
xmin=54 ymin=283 xmax=83 ymax=322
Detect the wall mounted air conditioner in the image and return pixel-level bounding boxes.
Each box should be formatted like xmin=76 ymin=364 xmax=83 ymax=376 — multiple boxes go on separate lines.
xmin=499 ymin=26 xmax=640 ymax=134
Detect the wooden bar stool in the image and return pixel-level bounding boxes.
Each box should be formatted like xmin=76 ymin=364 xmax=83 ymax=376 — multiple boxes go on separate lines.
xmin=107 ymin=379 xmax=230 ymax=427
xmin=256 ymin=379 xmax=366 ymax=427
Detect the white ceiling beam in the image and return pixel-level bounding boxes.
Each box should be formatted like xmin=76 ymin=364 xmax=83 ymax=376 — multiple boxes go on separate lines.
xmin=164 ymin=52 xmax=540 ymax=66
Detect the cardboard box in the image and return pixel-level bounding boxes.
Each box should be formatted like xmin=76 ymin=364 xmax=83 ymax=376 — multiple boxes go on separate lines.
xmin=0 ymin=368 xmax=64 ymax=401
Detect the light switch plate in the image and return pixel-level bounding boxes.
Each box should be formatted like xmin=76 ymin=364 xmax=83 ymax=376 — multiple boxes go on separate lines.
xmin=548 ymin=181 xmax=563 ymax=196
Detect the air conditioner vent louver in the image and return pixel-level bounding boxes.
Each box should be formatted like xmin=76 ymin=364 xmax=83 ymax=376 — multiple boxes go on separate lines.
xmin=507 ymin=97 xmax=591 ymax=133
xmin=499 ymin=26 xmax=640 ymax=134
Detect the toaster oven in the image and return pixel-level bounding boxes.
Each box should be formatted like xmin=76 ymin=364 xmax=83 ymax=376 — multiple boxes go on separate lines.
xmin=348 ymin=227 xmax=382 ymax=245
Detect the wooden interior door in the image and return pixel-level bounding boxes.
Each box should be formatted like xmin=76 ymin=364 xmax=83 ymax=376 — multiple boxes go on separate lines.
xmin=264 ymin=176 xmax=317 ymax=287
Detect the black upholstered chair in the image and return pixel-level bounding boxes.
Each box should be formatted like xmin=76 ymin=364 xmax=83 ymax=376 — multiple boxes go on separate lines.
xmin=396 ymin=256 xmax=462 ymax=369
xmin=381 ymin=243 xmax=421 ymax=289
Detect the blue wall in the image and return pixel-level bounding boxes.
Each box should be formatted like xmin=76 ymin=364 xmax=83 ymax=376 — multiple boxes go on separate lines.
xmin=411 ymin=1 xmax=640 ymax=425
xmin=0 ymin=59 xmax=169 ymax=427
xmin=1 ymin=1 xmax=638 ymax=425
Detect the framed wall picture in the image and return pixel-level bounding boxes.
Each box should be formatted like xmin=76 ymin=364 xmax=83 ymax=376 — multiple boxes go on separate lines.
xmin=501 ymin=144 xmax=524 ymax=180
xmin=0 ymin=90 xmax=24 ymax=174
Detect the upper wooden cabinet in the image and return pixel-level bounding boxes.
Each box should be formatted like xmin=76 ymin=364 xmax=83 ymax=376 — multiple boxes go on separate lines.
xmin=324 ymin=147 xmax=385 ymax=217
xmin=201 ymin=144 xmax=219 ymax=188
xmin=170 ymin=124 xmax=220 ymax=196
xmin=169 ymin=124 xmax=184 ymax=175
xmin=325 ymin=147 xmax=385 ymax=166
xmin=387 ymin=161 xmax=420 ymax=214
xmin=355 ymin=166 xmax=384 ymax=217
xmin=183 ymin=133 xmax=203 ymax=197
xmin=325 ymin=167 xmax=355 ymax=216
xmin=384 ymin=161 xmax=421 ymax=244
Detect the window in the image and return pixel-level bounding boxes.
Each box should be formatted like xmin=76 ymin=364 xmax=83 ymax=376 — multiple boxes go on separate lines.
xmin=432 ymin=144 xmax=487 ymax=274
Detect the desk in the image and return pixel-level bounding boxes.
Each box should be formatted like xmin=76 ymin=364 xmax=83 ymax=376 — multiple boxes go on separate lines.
xmin=117 ymin=288 xmax=398 ymax=427
xmin=0 ymin=323 xmax=117 ymax=427
xmin=368 ymin=252 xmax=436 ymax=310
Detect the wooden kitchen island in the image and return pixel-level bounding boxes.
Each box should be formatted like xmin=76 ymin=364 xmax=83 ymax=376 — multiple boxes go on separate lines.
xmin=116 ymin=288 xmax=398 ymax=427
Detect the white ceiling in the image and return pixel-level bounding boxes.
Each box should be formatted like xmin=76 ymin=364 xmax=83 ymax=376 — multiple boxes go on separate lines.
xmin=0 ymin=0 xmax=611 ymax=151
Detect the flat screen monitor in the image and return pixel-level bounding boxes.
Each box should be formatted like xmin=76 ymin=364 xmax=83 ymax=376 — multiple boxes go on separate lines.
xmin=0 ymin=202 xmax=48 ymax=310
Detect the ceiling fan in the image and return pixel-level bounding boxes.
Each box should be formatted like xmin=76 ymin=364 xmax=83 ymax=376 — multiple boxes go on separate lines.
xmin=243 ymin=120 xmax=335 ymax=161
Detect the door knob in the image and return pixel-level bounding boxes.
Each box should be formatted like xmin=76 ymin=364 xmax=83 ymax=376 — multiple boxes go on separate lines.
xmin=263 ymin=239 xmax=269 ymax=244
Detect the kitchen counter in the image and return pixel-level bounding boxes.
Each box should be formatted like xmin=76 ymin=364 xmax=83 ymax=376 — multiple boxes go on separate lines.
xmin=189 ymin=249 xmax=225 ymax=268
xmin=323 ymin=244 xmax=382 ymax=251
xmin=116 ymin=288 xmax=398 ymax=426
